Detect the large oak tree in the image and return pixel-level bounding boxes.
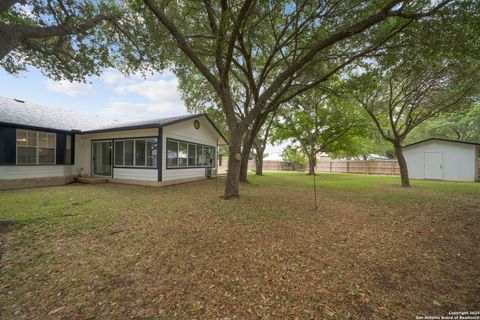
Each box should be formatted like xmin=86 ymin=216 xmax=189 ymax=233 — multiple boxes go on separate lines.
xmin=128 ymin=0 xmax=453 ymax=198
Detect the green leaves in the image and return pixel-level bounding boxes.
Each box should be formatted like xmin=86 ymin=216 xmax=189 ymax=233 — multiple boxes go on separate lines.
xmin=1 ymin=1 xmax=123 ymax=81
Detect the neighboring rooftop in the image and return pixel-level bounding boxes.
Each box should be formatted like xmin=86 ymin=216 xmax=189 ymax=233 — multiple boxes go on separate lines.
xmin=0 ymin=97 xmax=199 ymax=133
xmin=404 ymin=138 xmax=480 ymax=148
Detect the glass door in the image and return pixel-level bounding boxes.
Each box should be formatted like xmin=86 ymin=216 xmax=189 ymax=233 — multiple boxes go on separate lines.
xmin=92 ymin=141 xmax=112 ymax=176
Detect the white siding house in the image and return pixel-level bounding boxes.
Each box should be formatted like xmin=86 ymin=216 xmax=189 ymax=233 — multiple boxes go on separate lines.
xmin=0 ymin=97 xmax=227 ymax=189
xmin=403 ymin=138 xmax=480 ymax=182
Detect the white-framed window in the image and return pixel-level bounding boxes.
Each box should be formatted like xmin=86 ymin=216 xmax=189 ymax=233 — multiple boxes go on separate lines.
xmin=166 ymin=138 xmax=215 ymax=168
xmin=114 ymin=138 xmax=157 ymax=168
xmin=16 ymin=129 xmax=56 ymax=164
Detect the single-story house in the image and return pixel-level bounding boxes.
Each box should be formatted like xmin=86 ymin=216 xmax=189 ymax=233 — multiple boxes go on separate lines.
xmin=403 ymin=138 xmax=480 ymax=182
xmin=0 ymin=97 xmax=227 ymax=189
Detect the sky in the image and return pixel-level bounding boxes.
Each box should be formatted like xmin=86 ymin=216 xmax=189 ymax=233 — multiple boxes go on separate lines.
xmin=0 ymin=67 xmax=187 ymax=122
xmin=0 ymin=67 xmax=285 ymax=154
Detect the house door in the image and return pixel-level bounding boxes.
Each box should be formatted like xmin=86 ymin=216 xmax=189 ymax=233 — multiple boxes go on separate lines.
xmin=92 ymin=141 xmax=112 ymax=177
xmin=424 ymin=152 xmax=443 ymax=180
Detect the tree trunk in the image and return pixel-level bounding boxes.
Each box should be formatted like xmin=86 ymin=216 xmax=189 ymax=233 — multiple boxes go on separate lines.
xmin=239 ymin=135 xmax=254 ymax=183
xmin=308 ymin=152 xmax=316 ymax=175
xmin=224 ymin=134 xmax=242 ymax=199
xmin=255 ymin=149 xmax=264 ymax=176
xmin=394 ymin=142 xmax=410 ymax=187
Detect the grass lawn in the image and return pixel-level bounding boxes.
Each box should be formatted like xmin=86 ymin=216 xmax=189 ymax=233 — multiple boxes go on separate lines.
xmin=1 ymin=172 xmax=479 ymax=319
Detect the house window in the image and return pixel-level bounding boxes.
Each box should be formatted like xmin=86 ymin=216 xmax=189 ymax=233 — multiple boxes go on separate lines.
xmin=205 ymin=147 xmax=213 ymax=167
xmin=167 ymin=140 xmax=178 ymax=167
xmin=178 ymin=142 xmax=188 ymax=167
xmin=135 ymin=140 xmax=146 ymax=166
xmin=114 ymin=138 xmax=157 ymax=168
xmin=166 ymin=138 xmax=215 ymax=169
xmin=16 ymin=129 xmax=56 ymax=164
xmin=125 ymin=140 xmax=134 ymax=166
xmin=146 ymin=138 xmax=157 ymax=167
xmin=114 ymin=140 xmax=124 ymax=166
xmin=196 ymin=145 xmax=204 ymax=166
xmin=188 ymin=144 xmax=196 ymax=166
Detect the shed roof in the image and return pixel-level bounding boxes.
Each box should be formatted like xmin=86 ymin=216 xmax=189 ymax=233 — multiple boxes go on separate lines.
xmin=403 ymin=138 xmax=480 ymax=149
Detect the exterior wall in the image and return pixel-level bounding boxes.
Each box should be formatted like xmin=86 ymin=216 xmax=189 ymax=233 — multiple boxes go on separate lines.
xmin=0 ymin=165 xmax=72 ymax=179
xmin=162 ymin=116 xmax=219 ymax=181
xmin=0 ymin=124 xmax=75 ymax=186
xmin=476 ymin=147 xmax=479 ymax=181
xmin=113 ymin=168 xmax=157 ymax=181
xmin=403 ymin=141 xmax=477 ymax=182
xmin=73 ymin=128 xmax=158 ymax=178
xmin=0 ymin=165 xmax=73 ymax=190
xmin=0 ymin=176 xmax=74 ymax=190
xmin=0 ymin=116 xmax=223 ymax=186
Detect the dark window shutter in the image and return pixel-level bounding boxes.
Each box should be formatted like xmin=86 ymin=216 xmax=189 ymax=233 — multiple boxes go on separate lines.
xmin=56 ymin=133 xmax=66 ymax=165
xmin=71 ymin=134 xmax=75 ymax=165
xmin=0 ymin=126 xmax=17 ymax=165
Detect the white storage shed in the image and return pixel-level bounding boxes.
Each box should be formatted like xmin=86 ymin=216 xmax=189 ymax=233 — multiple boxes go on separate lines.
xmin=403 ymin=138 xmax=480 ymax=182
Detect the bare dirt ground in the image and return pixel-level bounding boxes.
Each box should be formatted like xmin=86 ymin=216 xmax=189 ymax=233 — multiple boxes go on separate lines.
xmin=1 ymin=172 xmax=479 ymax=319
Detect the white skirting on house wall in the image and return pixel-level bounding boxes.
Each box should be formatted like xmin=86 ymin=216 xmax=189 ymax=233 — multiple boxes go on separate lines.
xmin=113 ymin=168 xmax=157 ymax=181
xmin=0 ymin=165 xmax=73 ymax=179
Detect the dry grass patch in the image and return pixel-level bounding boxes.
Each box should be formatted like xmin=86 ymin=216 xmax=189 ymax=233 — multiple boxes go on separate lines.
xmin=1 ymin=173 xmax=479 ymax=319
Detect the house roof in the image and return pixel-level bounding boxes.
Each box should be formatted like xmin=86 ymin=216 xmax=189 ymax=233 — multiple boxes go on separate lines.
xmin=0 ymin=96 xmax=115 ymax=132
xmin=83 ymin=114 xmax=202 ymax=132
xmin=80 ymin=113 xmax=228 ymax=144
xmin=403 ymin=138 xmax=480 ymax=148
xmin=0 ymin=96 xmax=228 ymax=143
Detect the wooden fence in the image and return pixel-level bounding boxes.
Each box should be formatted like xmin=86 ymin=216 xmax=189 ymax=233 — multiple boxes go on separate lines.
xmin=317 ymin=160 xmax=400 ymax=175
xmin=218 ymin=160 xmax=305 ymax=172
xmin=220 ymin=159 xmax=479 ymax=178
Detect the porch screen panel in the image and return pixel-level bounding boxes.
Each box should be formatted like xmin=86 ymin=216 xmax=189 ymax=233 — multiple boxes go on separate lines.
xmin=114 ymin=141 xmax=124 ymax=166
xmin=124 ymin=140 xmax=134 ymax=166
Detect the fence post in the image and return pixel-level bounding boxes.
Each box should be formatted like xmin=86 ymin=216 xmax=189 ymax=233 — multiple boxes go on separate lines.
xmin=391 ymin=161 xmax=394 ymax=175
xmin=346 ymin=161 xmax=349 ymax=173
xmin=330 ymin=161 xmax=332 ymax=172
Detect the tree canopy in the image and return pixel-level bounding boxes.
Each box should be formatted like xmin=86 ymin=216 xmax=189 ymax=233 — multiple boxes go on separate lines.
xmin=0 ymin=1 xmax=131 ymax=81
xmin=271 ymin=88 xmax=370 ymax=174
xmin=407 ymin=104 xmax=480 ymax=143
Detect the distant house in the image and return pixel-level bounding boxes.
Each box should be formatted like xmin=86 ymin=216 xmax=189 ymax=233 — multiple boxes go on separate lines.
xmin=0 ymin=97 xmax=227 ymax=189
xmin=403 ymin=138 xmax=480 ymax=182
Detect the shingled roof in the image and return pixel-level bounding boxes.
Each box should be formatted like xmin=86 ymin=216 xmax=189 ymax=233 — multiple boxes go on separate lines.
xmin=0 ymin=96 xmax=115 ymax=131
xmin=0 ymin=97 xmax=227 ymax=143
xmin=0 ymin=97 xmax=199 ymax=132
xmin=82 ymin=114 xmax=204 ymax=133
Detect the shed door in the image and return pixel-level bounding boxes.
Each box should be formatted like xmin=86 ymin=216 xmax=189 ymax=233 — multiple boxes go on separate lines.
xmin=424 ymin=152 xmax=443 ymax=180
